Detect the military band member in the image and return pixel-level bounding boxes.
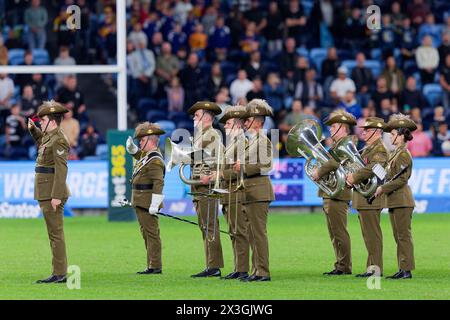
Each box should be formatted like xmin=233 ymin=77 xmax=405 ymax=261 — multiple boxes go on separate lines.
xmin=28 ymin=100 xmax=71 ymax=284
xmin=219 ymin=105 xmax=250 ymax=280
xmin=373 ymin=114 xmax=417 ymax=279
xmin=312 ymin=109 xmax=355 ymax=276
xmin=346 ymin=117 xmax=388 ymax=277
xmin=126 ymin=122 xmax=165 ymax=274
xmin=237 ymin=99 xmax=275 ymax=282
xmin=188 ymin=101 xmax=225 ymax=278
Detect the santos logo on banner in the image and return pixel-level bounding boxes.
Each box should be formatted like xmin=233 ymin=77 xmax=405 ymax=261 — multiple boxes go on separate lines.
xmin=0 ymin=161 xmax=108 ymax=211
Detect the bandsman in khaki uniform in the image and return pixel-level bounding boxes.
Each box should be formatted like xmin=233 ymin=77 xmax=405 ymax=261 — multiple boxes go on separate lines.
xmin=188 ymin=101 xmax=225 ymax=278
xmin=219 ymin=105 xmax=251 ymax=280
xmin=28 ymin=100 xmax=70 ymax=284
xmin=238 ymin=99 xmax=275 ymax=282
xmin=126 ymin=122 xmax=165 ymax=274
xmin=346 ymin=117 xmax=388 ymax=277
xmin=373 ymin=114 xmax=416 ymax=279
xmin=312 ymin=109 xmax=355 ymax=275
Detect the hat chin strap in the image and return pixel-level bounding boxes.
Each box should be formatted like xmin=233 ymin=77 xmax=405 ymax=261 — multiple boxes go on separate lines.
xmin=330 ymin=124 xmax=342 ymax=140
xmin=366 ymin=129 xmax=378 ymax=143
xmin=42 ymin=120 xmax=51 ymax=134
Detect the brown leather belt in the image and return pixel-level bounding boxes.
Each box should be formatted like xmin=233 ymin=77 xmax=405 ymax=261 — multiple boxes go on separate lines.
xmin=132 ymin=184 xmax=154 ymax=190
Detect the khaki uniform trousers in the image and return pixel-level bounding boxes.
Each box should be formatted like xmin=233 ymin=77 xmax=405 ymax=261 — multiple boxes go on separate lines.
xmin=243 ymin=201 xmax=270 ymax=277
xmin=223 ymin=201 xmax=251 ymax=273
xmin=358 ymin=209 xmax=383 ymax=273
xmin=323 ymin=198 xmax=352 ymax=273
xmin=389 ymin=207 xmax=415 ymax=271
xmin=39 ymin=199 xmax=68 ymax=276
xmin=194 ymin=198 xmax=224 ymax=269
xmin=135 ymin=207 xmax=162 ymax=269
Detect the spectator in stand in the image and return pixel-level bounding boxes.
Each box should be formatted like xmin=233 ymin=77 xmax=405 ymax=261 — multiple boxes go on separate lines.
xmin=390 ymin=1 xmax=405 ymax=30
xmin=246 ymin=77 xmax=266 ymax=101
xmin=143 ymin=11 xmax=161 ymax=43
xmin=54 ymin=46 xmax=76 ymax=88
xmin=53 ymin=7 xmax=76 ymax=48
xmin=399 ymin=17 xmax=416 ymax=69
xmin=399 ymin=76 xmax=428 ymax=112
xmin=407 ymin=121 xmax=432 ymax=157
xmin=155 ymin=42 xmax=180 ymax=95
xmin=128 ymin=39 xmax=156 ymax=99
xmin=0 ymin=73 xmax=14 ymax=127
xmin=201 ymin=5 xmax=218 ymax=35
xmin=205 ymin=62 xmax=226 ymax=100
xmin=379 ymin=98 xmax=396 ymax=122
xmin=167 ymin=22 xmax=187 ymax=55
xmin=381 ymin=56 xmax=406 ymax=97
xmin=321 ymin=47 xmax=340 ymax=86
xmin=438 ymin=32 xmax=450 ymax=67
xmin=293 ymin=56 xmax=309 ymax=85
xmin=230 ymin=69 xmax=253 ymax=104
xmin=279 ymin=37 xmax=298 ymax=80
xmin=61 ymin=108 xmax=80 ymax=153
xmin=244 ymin=0 xmax=267 ymax=35
xmin=379 ymin=14 xmax=396 ymax=59
xmin=5 ymin=103 xmax=26 ymax=158
xmin=179 ymin=52 xmax=204 ymax=108
xmin=264 ymin=1 xmax=284 ymax=55
xmin=407 ymin=0 xmax=430 ymax=28
xmin=0 ymin=36 xmax=7 ymax=65
xmin=431 ymin=121 xmax=450 ymax=156
xmin=15 ymin=50 xmax=34 ymax=90
xmin=189 ymin=23 xmax=208 ymax=54
xmin=279 ymin=99 xmax=304 ymax=134
xmin=239 ymin=21 xmax=260 ymax=54
xmin=244 ymin=50 xmax=266 ymax=81
xmin=20 ymin=85 xmax=40 ymax=117
xmin=309 ymin=0 xmax=337 ymax=48
xmin=167 ymin=76 xmax=184 ymax=113
xmin=337 ymin=91 xmax=362 ymax=119
xmin=440 ymin=54 xmax=450 ymax=109
xmin=25 ymin=0 xmax=48 ymax=50
xmin=371 ymin=77 xmax=394 ymax=114
xmin=284 ymin=0 xmax=307 ymax=45
xmin=29 ymin=73 xmax=48 ymax=102
xmin=79 ymin=124 xmax=99 ymax=159
xmin=418 ymin=13 xmax=442 ymax=48
xmin=351 ymin=52 xmax=373 ymax=108
xmin=149 ymin=32 xmax=163 ymax=57
xmin=56 ymin=75 xmax=88 ymax=123
xmin=174 ymin=0 xmax=193 ymax=26
xmin=263 ymin=72 xmax=285 ymax=115
xmin=208 ymin=15 xmax=231 ymax=61
xmin=294 ymin=68 xmax=323 ymax=109
xmin=128 ymin=21 xmax=148 ymax=49
xmin=329 ymin=66 xmax=356 ymax=102
xmin=159 ymin=2 xmax=176 ymax=39
xmin=416 ymin=35 xmax=440 ymax=85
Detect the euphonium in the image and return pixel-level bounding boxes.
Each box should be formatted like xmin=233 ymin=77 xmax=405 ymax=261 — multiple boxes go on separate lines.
xmin=286 ymin=119 xmax=346 ymax=197
xmin=333 ymin=136 xmax=378 ymax=197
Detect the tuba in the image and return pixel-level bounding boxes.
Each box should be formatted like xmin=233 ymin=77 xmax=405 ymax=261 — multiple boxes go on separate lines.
xmin=333 ymin=136 xmax=378 ymax=197
xmin=286 ymin=119 xmax=346 ymax=197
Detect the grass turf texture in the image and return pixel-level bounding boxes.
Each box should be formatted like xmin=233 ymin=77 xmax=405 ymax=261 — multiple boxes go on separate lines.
xmin=0 ymin=213 xmax=449 ymax=300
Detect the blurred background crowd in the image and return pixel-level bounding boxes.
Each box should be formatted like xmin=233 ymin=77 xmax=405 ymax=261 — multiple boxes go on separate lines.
xmin=0 ymin=0 xmax=449 ymax=160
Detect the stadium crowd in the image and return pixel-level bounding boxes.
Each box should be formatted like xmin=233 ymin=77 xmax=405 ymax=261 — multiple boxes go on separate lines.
xmin=0 ymin=0 xmax=449 ymax=160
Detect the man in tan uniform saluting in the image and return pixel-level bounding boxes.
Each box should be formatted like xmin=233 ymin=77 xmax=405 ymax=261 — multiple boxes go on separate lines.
xmin=312 ymin=109 xmax=355 ymax=276
xmin=346 ymin=117 xmax=388 ymax=277
xmin=126 ymin=122 xmax=165 ymax=274
xmin=28 ymin=100 xmax=71 ymax=284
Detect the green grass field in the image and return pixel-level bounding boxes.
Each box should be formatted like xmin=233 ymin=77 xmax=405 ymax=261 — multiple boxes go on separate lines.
xmin=0 ymin=213 xmax=449 ymax=300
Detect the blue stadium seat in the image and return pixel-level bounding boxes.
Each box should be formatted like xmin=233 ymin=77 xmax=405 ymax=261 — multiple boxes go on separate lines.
xmin=337 ymin=49 xmax=353 ymax=61
xmin=168 ymin=111 xmax=189 ymax=124
xmin=221 ymin=61 xmax=237 ymax=78
xmin=423 ymin=84 xmax=443 ymax=107
xmin=365 ymin=60 xmax=382 ymax=78
xmin=296 ymin=47 xmax=309 ymax=59
xmin=156 ymin=120 xmax=176 ymax=134
xmin=301 ymin=0 xmax=314 ymax=16
xmin=310 ymin=48 xmax=327 ymax=74
xmin=404 ymin=60 xmax=418 ymax=76
xmin=137 ymin=98 xmax=157 ymax=119
xmin=146 ymin=110 xmax=167 ymax=122
xmin=371 ymin=48 xmax=382 ymax=60
xmin=32 ymin=49 xmax=50 ymax=65
xmin=176 ymin=120 xmax=193 ymax=131
xmin=341 ymin=60 xmax=357 ymax=74
xmin=95 ymin=144 xmax=108 ymax=159
xmin=8 ymin=48 xmax=25 ymax=65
